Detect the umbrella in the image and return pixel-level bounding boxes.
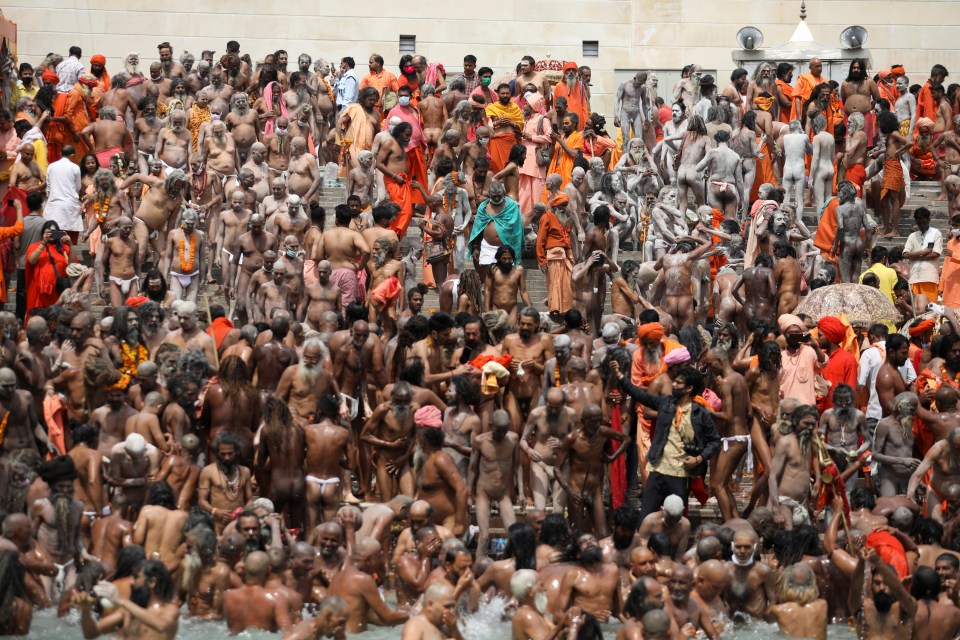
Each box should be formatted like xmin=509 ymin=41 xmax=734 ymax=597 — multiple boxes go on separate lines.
xmin=535 ymin=56 xmax=565 ymax=86
xmin=794 ymin=283 xmax=901 ymax=327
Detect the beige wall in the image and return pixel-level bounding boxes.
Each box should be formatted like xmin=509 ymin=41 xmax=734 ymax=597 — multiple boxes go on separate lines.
xmin=5 ymin=0 xmax=958 ymax=115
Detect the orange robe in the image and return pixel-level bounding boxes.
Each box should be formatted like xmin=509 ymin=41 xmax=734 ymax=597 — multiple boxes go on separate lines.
xmin=813 ymin=196 xmax=839 ymax=261
xmin=547 ymin=130 xmax=584 ymax=189
xmin=792 ymin=73 xmax=825 ymax=121
xmin=553 ymin=81 xmax=590 ymax=131
xmin=941 ymin=237 xmax=960 ymax=309
xmin=47 ymin=87 xmax=93 ymax=162
xmin=750 ymin=135 xmax=777 ymax=201
xmin=776 ymin=80 xmax=794 ymax=124
xmin=917 ymin=82 xmax=937 ymax=121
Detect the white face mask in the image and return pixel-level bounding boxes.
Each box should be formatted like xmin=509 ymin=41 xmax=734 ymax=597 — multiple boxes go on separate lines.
xmin=479 ymin=137 xmax=490 ymax=145
xmin=730 ymin=543 xmax=757 ymax=567
xmin=952 ymin=228 xmax=960 ymax=238
xmin=398 ymin=96 xmax=411 ymax=106
xmin=524 ymin=92 xmax=535 ymax=102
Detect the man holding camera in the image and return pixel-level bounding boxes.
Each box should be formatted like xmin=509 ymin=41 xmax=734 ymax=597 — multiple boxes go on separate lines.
xmin=777 ymin=314 xmax=828 ymax=407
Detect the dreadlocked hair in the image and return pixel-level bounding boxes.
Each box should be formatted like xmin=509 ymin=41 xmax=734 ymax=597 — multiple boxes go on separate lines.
xmin=260 ymin=394 xmax=299 ymax=461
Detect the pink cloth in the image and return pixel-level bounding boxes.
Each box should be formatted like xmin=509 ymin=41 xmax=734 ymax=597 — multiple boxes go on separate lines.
xmin=663 ymin=347 xmax=691 ymax=366
xmin=779 ymin=344 xmax=821 ymax=405
xmin=424 ymin=63 xmax=446 ymax=89
xmin=383 ymin=105 xmax=424 ymax=151
xmin=329 ymin=267 xmax=361 ymax=307
xmin=519 ymin=95 xmax=552 ymax=213
xmin=262 ymin=81 xmax=287 ymax=137
xmin=415 ymin=405 xmax=443 ymax=428
xmin=303 ymin=259 xmax=319 ymax=287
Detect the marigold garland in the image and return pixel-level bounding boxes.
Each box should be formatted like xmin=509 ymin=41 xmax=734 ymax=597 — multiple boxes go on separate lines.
xmin=179 ymin=234 xmax=197 ymax=273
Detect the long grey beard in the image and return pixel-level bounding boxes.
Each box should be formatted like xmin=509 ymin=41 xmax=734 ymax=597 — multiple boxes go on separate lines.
xmin=756 ymin=77 xmax=774 ymax=92
xmin=181 ymin=551 xmax=202 ymax=593
xmin=299 ymin=362 xmax=320 ymax=386
xmin=797 ymin=429 xmax=813 ymax=456
xmin=5 ymin=482 xmax=29 ymax=513
xmin=53 ymin=493 xmax=74 ymax=551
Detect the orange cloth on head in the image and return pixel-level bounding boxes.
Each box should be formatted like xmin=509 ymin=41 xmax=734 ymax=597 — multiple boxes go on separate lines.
xmin=535 ymin=210 xmax=571 ymax=266
xmin=877 ymin=71 xmax=899 ymax=106
xmin=880 ymin=157 xmax=904 ymax=200
xmin=909 ymin=318 xmax=936 ymax=337
xmin=917 ymin=82 xmax=937 ymax=121
xmin=385 ymin=172 xmax=413 ymax=239
xmin=487 ymin=131 xmax=517 ymax=173
xmin=636 ymin=322 xmax=666 ymax=342
xmin=817 ymin=316 xmax=846 ymax=344
xmin=549 ymin=193 xmax=570 ymax=208
xmin=776 ymin=80 xmax=794 ymax=124
xmin=547 ymin=130 xmax=584 ymax=189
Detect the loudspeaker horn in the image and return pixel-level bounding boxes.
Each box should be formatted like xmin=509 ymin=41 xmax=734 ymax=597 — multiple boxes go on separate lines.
xmin=736 ymin=26 xmax=764 ymax=50
xmin=839 ymin=25 xmax=868 ymax=49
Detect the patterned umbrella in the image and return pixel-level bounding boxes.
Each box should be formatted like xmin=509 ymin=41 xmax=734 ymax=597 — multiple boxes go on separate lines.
xmin=535 ymin=56 xmax=565 ymax=86
xmin=794 ymin=283 xmax=901 ymax=327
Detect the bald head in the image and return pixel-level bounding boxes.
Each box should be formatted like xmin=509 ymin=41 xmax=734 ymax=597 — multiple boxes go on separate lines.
xmin=25 ymin=317 xmax=48 ymax=342
xmin=245 ymin=550 xmax=270 ymax=580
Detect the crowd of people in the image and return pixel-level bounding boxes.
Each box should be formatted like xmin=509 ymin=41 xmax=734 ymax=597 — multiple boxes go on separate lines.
xmin=2 ymin=35 xmax=960 ymax=640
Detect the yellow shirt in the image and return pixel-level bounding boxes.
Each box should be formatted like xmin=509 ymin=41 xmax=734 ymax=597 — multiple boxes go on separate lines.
xmin=860 ymin=263 xmax=899 ymax=302
xmin=648 ymin=403 xmax=694 ymax=478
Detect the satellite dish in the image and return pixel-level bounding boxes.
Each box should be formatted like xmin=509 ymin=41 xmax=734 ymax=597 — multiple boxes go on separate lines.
xmin=736 ymin=26 xmax=764 ymax=50
xmin=839 ymin=25 xmax=868 ymax=49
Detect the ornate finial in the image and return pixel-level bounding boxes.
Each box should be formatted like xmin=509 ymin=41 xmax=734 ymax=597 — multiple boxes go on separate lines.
xmin=800 ymin=0 xmax=807 ymax=20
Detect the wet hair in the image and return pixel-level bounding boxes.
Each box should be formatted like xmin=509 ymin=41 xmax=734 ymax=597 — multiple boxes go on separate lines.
xmin=647 ymin=532 xmax=672 ymax=557
xmin=878 ymin=110 xmax=900 ymax=135
xmin=419 ymin=425 xmax=446 ymax=449
xmin=755 ymin=252 xmax=774 ymax=268
xmin=505 ymin=523 xmax=538 ymax=571
xmin=141 ymin=559 xmax=177 ymax=602
xmin=146 ymin=481 xmax=176 ymax=509
xmin=849 ymin=485 xmax=877 ymax=510
xmin=678 ymin=325 xmax=704 ymax=363
xmin=539 ymin=513 xmax=570 ymax=548
xmin=428 ymin=311 xmax=456 ymax=334
xmin=623 ymin=579 xmax=652 ymax=619
xmin=449 ymin=374 xmax=481 ymax=407
xmin=757 ymin=341 xmax=782 ymax=373
xmin=398 ymin=358 xmax=426 ymax=387
xmin=612 ymin=505 xmax=640 ymax=531
xmin=111 ymin=544 xmax=146 ymax=580
xmin=0 ymin=551 xmax=28 ymax=627
xmin=494 ymin=244 xmax=516 ymax=263
xmin=915 ymin=518 xmax=944 ymax=545
xmin=910 ymin=565 xmax=941 ymax=601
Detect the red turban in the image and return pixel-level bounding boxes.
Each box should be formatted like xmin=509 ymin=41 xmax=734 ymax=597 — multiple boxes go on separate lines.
xmin=636 ymin=322 xmax=665 ymax=342
xmin=414 ymin=405 xmax=443 ymax=428
xmin=549 ymin=193 xmax=570 ymax=208
xmin=125 ymin=296 xmax=149 ymax=307
xmin=909 ymin=318 xmax=936 ymax=337
xmin=91 ymin=55 xmax=107 ymax=65
xmin=817 ymin=316 xmax=846 ymax=344
xmin=41 ymin=71 xmax=59 ymax=85
xmin=77 ymin=76 xmax=98 ymax=88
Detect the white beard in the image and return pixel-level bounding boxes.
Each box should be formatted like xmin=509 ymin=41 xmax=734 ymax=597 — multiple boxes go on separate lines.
xmin=534 ymin=592 xmax=548 ymax=614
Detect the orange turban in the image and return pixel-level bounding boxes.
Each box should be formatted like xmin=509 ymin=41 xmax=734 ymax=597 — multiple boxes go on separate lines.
xmin=125 ymin=296 xmax=149 ymax=307
xmin=77 ymin=76 xmax=98 ymax=88
xmin=636 ymin=322 xmax=665 ymax=342
xmin=817 ymin=316 xmax=846 ymax=344
xmin=41 ymin=71 xmax=59 ymax=85
xmin=91 ymin=55 xmax=107 ymax=65
xmin=909 ymin=318 xmax=936 ymax=337
xmin=890 ymin=65 xmax=905 ymax=77
xmin=562 ymin=61 xmax=578 ymax=74
xmin=549 ymin=193 xmax=570 ymax=208
xmin=917 ymin=117 xmax=936 ymax=133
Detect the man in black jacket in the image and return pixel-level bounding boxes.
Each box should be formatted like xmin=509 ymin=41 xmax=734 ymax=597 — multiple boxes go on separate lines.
xmin=610 ymin=361 xmax=720 ymax=519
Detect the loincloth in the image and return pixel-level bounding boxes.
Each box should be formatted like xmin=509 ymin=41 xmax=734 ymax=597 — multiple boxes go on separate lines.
xmin=170 ymin=270 xmax=199 ymax=288
xmin=306 ymin=475 xmax=340 ymax=489
xmin=109 ymin=274 xmax=140 ymax=295
xmin=778 ymin=495 xmax=810 ymax=526
xmin=721 ymin=434 xmax=753 ymax=472
xmin=329 ymin=267 xmax=364 ymax=306
xmin=478 ymin=238 xmax=499 ymax=266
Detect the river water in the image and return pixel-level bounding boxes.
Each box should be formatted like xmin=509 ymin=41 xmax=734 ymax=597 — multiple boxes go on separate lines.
xmin=29 ymin=598 xmax=859 ymax=640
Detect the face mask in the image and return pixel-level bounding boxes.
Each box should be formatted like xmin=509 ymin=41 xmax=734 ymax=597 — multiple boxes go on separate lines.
xmin=276 ymin=127 xmax=288 ymax=135
xmin=402 ymin=65 xmax=415 ymax=74
xmin=398 ymin=96 xmax=411 ymax=106
xmin=211 ymin=113 xmax=221 ymax=120
xmin=286 ymin=249 xmax=299 ymax=258
xmin=490 ymin=195 xmax=504 ymax=205
xmin=480 ymin=77 xmax=492 ymax=87
xmin=952 ymin=228 xmax=960 ymax=238
xmin=524 ymin=92 xmax=535 ymax=101
xmin=479 ymin=137 xmax=490 ymax=145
